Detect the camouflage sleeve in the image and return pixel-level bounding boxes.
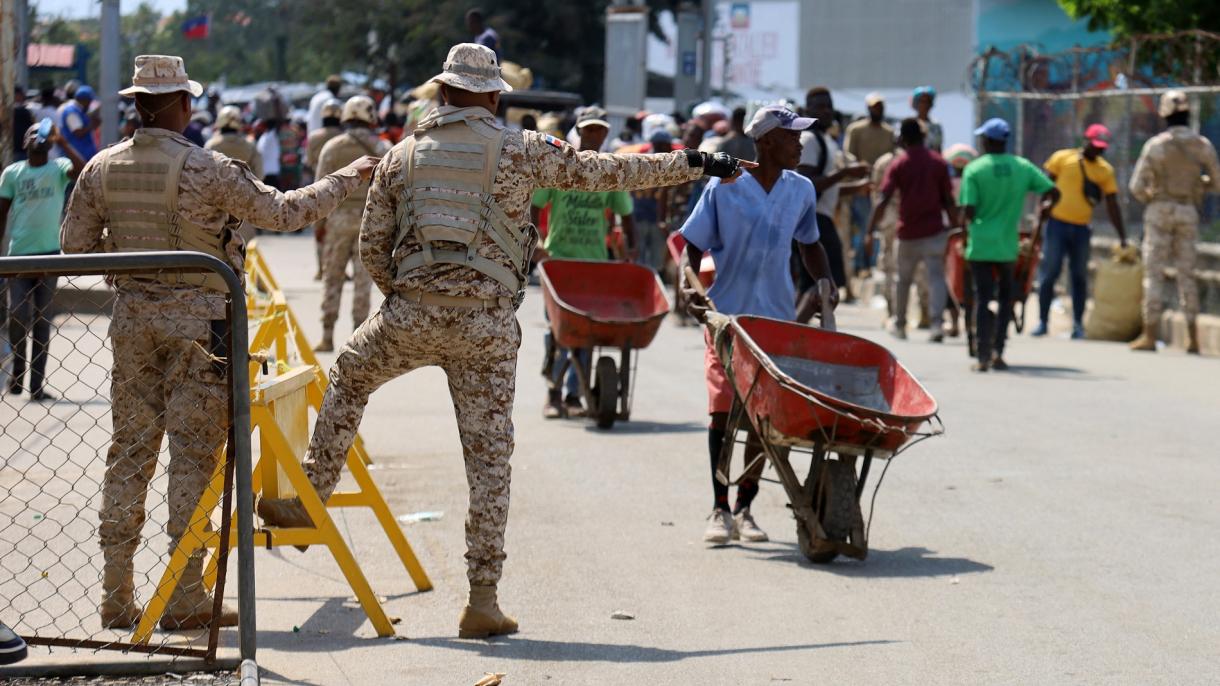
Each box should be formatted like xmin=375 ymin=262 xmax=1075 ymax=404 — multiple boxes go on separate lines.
xmin=1128 ymin=141 xmax=1155 ymax=204
xmin=205 ymin=150 xmax=360 ymax=231
xmin=250 ymin=148 xmax=264 ymax=180
xmin=522 ymin=130 xmax=703 ymax=193
xmin=359 ymin=147 xmax=401 ymax=296
xmin=1199 ymin=137 xmax=1220 ymax=193
xmin=60 ymin=156 xmax=108 ymax=254
xmin=316 ymin=140 xmax=337 ymax=179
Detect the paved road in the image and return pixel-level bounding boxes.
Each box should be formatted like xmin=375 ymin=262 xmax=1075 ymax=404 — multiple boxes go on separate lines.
xmin=239 ymin=234 xmax=1218 ymax=685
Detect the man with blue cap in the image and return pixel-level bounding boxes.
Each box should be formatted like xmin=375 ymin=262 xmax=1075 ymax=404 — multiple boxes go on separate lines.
xmin=680 ymin=104 xmax=837 ymax=544
xmin=59 ymin=84 xmax=99 ymax=162
xmin=958 ymin=118 xmax=1056 ymax=372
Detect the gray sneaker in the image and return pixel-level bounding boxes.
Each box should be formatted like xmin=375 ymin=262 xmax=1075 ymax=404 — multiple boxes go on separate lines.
xmin=0 ymin=621 xmax=28 ymax=665
xmin=733 ymin=508 xmax=770 ymax=542
xmin=702 ymin=509 xmax=734 ymax=544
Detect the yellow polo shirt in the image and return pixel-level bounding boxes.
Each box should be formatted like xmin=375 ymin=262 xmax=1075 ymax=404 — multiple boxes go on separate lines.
xmin=1044 ymin=148 xmax=1118 ymax=225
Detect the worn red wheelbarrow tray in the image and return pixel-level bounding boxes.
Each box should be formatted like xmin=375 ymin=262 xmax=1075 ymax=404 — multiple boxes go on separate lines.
xmin=945 ymin=225 xmax=1042 ymax=357
xmin=538 ymin=259 xmax=670 ymax=428
xmin=723 ymin=315 xmax=938 ymax=456
xmin=713 ymin=313 xmax=942 ymax=563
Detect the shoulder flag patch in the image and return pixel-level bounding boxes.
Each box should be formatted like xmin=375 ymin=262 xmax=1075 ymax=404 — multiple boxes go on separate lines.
xmin=543 ymin=134 xmax=565 ymax=149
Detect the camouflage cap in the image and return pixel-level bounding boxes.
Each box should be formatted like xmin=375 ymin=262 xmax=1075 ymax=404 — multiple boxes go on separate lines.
xmin=342 ymin=95 xmax=377 ymax=124
xmin=216 ymin=105 xmax=243 ymax=130
xmin=118 ymin=55 xmax=204 ymax=97
xmin=1158 ymin=90 xmax=1189 ymax=118
xmin=429 ymin=43 xmax=513 ymax=94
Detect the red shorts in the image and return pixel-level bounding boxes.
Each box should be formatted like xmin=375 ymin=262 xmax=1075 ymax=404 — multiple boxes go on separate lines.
xmin=704 ymin=330 xmax=734 ymax=415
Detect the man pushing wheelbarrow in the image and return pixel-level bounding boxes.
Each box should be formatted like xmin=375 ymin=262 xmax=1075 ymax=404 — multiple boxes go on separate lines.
xmin=682 ymin=106 xmax=944 ymax=561
xmin=678 ymin=105 xmax=838 ymax=545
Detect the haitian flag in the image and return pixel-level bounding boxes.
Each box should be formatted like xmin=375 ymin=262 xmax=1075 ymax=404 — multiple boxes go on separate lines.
xmin=182 ymin=15 xmax=210 ymax=40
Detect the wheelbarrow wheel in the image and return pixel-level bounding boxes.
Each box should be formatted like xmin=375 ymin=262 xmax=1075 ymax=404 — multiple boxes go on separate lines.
xmin=798 ymin=458 xmax=859 ymax=564
xmin=593 ymin=355 xmax=618 ymax=429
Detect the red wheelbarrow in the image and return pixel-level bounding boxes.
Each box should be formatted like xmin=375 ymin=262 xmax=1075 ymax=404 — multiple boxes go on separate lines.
xmin=666 ymin=232 xmax=715 ymax=327
xmin=539 ymin=259 xmax=670 ymax=429
xmin=945 ymin=219 xmax=1043 ymax=357
xmin=710 ymin=312 xmax=942 ymax=563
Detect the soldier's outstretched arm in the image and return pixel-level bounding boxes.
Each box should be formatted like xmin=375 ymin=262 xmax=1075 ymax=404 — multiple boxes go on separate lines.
xmin=359 ymin=152 xmax=400 ymax=296
xmin=1128 ymin=142 xmax=1155 ymax=204
xmin=60 ymin=158 xmax=107 ymax=254
xmin=1200 ymin=138 xmax=1220 ymax=194
xmin=522 ymin=130 xmax=737 ymax=193
xmin=209 ymin=152 xmax=377 ymax=232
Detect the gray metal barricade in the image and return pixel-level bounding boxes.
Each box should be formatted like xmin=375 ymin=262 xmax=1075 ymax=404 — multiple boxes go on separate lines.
xmin=0 ymin=252 xmax=256 ymax=681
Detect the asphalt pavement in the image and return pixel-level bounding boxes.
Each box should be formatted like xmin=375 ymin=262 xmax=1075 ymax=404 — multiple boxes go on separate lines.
xmin=237 ymin=233 xmax=1218 ymax=685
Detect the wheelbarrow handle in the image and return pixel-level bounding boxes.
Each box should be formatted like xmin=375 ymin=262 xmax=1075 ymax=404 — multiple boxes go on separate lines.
xmin=817 ymin=278 xmax=837 ymax=332
xmin=683 ymin=266 xmax=717 ymax=312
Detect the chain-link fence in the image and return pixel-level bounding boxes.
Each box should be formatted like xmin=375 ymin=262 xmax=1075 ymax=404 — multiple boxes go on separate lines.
xmin=975 ymin=87 xmax=1220 ymax=315
xmin=0 ymin=253 xmax=255 ymax=678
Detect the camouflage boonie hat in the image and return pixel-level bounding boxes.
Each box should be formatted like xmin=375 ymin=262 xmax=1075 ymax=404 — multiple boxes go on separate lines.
xmin=1158 ymin=90 xmax=1189 ymax=118
xmin=430 ymin=43 xmax=513 ymax=94
xmin=119 ymin=55 xmax=204 ymax=97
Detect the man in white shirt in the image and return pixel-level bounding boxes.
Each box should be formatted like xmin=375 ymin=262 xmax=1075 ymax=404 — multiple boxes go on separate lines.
xmin=256 ymin=122 xmax=282 ymax=189
xmin=306 ymin=75 xmax=343 ymax=133
xmin=797 ymin=86 xmax=868 ymax=306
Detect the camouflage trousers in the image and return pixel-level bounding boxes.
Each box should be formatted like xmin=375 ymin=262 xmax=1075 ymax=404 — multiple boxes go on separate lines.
xmin=1141 ymin=201 xmax=1200 ymax=322
xmin=304 ymin=294 xmax=521 ymax=585
xmin=100 ymin=295 xmax=229 ymax=572
xmin=320 ymin=205 xmax=372 ymax=330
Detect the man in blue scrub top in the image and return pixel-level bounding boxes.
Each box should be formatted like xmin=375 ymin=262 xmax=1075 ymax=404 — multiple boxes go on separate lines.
xmin=680 ymin=105 xmax=838 ymax=545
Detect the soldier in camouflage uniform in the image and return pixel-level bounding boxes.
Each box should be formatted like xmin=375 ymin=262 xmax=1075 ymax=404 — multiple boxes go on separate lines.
xmin=257 ymin=43 xmax=748 ymax=638
xmin=314 ymin=96 xmax=392 ymax=351
xmin=1128 ymin=90 xmax=1220 ymax=354
xmin=204 ymin=105 xmax=263 ymax=242
xmin=305 ymin=98 xmax=345 ymax=280
xmin=61 ymin=55 xmax=378 ymax=631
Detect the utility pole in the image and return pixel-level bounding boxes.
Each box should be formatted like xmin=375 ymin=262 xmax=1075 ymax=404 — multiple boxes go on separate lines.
xmin=699 ymin=0 xmax=715 ymax=100
xmin=673 ymin=3 xmax=700 ymax=116
xmin=99 ymin=0 xmax=120 ymax=146
xmin=603 ymin=0 xmax=647 ymax=139
xmin=2 ymin=0 xmax=15 ymax=168
xmin=15 ymin=0 xmax=28 ymax=88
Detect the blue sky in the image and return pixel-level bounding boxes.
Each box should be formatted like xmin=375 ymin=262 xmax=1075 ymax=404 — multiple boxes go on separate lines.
xmin=35 ymin=0 xmax=187 ymax=19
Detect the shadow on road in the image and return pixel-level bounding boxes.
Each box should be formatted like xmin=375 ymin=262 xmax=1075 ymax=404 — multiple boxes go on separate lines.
xmin=998 ymin=364 xmax=1090 ymax=379
xmin=409 ymin=636 xmax=898 ymax=663
xmin=748 ymin=545 xmax=994 ymax=578
xmin=582 ymin=419 xmax=706 ymax=435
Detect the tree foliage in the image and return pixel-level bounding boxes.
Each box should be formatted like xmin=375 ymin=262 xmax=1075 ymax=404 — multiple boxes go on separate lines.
xmin=1058 ymin=0 xmax=1220 ymax=36
xmin=30 ymin=0 xmax=700 ymax=100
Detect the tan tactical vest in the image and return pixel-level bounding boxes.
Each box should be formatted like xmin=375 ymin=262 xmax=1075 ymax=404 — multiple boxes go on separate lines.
xmin=1158 ymin=132 xmax=1208 ymax=204
xmin=392 ymin=108 xmax=535 ymax=298
xmin=101 ymin=133 xmax=230 ymax=292
xmin=325 ymin=131 xmax=381 ymax=209
xmin=205 ymin=133 xmax=257 ymax=166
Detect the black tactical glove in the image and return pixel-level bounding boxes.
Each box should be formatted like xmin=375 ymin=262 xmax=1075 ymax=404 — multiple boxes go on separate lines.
xmin=684 ymin=149 xmax=741 ymax=179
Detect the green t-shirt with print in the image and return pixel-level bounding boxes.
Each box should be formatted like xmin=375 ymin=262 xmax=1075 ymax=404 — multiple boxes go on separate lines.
xmin=959 ymin=153 xmax=1054 ymax=262
xmin=532 ymin=188 xmax=633 ymax=260
xmin=0 ymin=158 xmax=73 ymax=256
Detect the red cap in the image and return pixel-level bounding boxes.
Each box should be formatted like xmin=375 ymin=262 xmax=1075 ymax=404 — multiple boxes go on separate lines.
xmin=1084 ymin=123 xmax=1111 ymax=149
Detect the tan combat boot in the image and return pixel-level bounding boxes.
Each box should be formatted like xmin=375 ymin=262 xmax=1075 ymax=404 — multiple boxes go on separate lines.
xmin=100 ymin=546 xmax=142 ymax=629
xmin=1186 ymin=320 xmax=1201 ymax=355
xmin=256 ymin=496 xmax=315 ymax=551
xmin=159 ymin=553 xmax=238 ymax=631
xmin=1129 ymin=323 xmax=1158 ymax=352
xmin=458 ymin=584 xmax=518 ymax=639
xmin=314 ymin=326 xmax=334 ymax=353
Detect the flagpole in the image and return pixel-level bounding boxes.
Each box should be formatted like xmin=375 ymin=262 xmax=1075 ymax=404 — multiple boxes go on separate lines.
xmin=100 ymin=0 xmax=120 ymax=146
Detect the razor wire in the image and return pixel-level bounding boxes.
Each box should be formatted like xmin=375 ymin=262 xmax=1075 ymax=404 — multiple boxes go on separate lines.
xmin=0 ymin=253 xmax=254 ymax=677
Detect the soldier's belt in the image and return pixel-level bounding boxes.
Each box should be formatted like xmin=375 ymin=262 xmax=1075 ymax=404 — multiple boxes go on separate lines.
xmin=400 ymin=288 xmax=512 ymax=310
